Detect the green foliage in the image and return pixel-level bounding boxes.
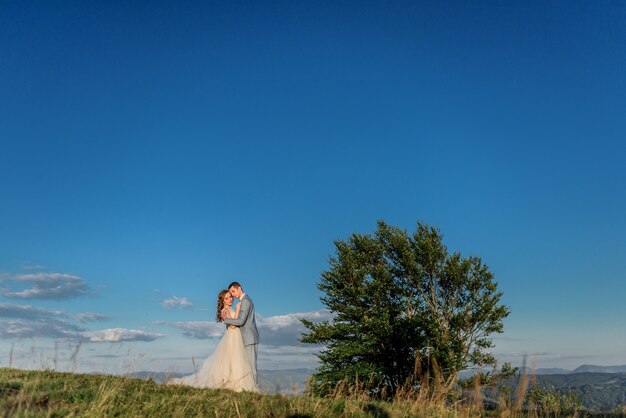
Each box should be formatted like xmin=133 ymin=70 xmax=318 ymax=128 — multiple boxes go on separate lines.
xmin=526 ymin=386 xmax=583 ymax=415
xmin=574 ymin=380 xmax=626 ymax=412
xmin=494 ymin=371 xmax=626 ymax=412
xmin=301 ymin=220 xmax=510 ymax=398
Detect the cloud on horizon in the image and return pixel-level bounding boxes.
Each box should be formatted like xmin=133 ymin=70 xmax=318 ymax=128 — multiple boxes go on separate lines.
xmin=155 ymin=320 xmax=225 ymax=339
xmin=258 ymin=344 xmax=322 ymax=370
xmin=0 ymin=318 xmax=86 ymax=339
xmin=83 ymin=328 xmax=164 ymax=342
xmin=0 ymin=302 xmax=143 ymax=343
xmin=0 ymin=303 xmax=85 ymax=339
xmin=257 ymin=309 xmax=334 ymax=346
xmin=158 ymin=309 xmax=334 ymax=347
xmin=0 ymin=302 xmax=65 ymax=320
xmin=0 ymin=300 xmax=330 ymax=371
xmin=1 ymin=272 xmax=89 ymax=300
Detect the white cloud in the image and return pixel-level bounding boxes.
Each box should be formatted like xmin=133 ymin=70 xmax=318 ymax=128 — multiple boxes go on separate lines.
xmin=83 ymin=328 xmax=164 ymax=342
xmin=155 ymin=321 xmax=225 ymax=339
xmin=160 ymin=296 xmax=192 ymax=309
xmin=257 ymin=309 xmax=334 ymax=346
xmin=0 ymin=303 xmax=107 ymax=339
xmin=159 ymin=309 xmax=334 ymax=347
xmin=1 ymin=272 xmax=88 ymax=300
xmin=0 ymin=318 xmax=85 ymax=339
xmin=74 ymin=313 xmax=111 ymax=322
xmin=0 ymin=302 xmax=65 ymax=320
xmin=258 ymin=344 xmax=322 ymax=370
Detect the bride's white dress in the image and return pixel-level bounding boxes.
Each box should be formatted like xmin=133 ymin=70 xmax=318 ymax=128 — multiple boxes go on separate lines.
xmin=170 ymin=308 xmax=257 ymax=392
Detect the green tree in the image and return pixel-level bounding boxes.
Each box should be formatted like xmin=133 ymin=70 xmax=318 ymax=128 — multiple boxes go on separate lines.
xmin=526 ymin=387 xmax=583 ymax=415
xmin=301 ymin=221 xmax=510 ymax=398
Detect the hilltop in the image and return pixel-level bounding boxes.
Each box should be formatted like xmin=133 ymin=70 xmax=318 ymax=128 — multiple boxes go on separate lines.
xmin=0 ymin=367 xmax=451 ymax=417
xmin=3 ymin=366 xmax=626 ymax=416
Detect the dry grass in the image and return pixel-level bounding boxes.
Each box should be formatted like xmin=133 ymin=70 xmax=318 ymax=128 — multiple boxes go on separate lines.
xmin=0 ymin=367 xmax=450 ymax=417
xmin=0 ymin=366 xmax=607 ymax=417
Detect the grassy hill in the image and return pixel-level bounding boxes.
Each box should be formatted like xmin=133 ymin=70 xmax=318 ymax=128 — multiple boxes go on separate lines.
xmin=0 ymin=367 xmax=455 ymax=417
xmin=3 ymin=367 xmax=626 ymax=417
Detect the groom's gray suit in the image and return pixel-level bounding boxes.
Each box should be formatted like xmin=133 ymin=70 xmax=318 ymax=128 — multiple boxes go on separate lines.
xmin=223 ymin=293 xmax=259 ymax=384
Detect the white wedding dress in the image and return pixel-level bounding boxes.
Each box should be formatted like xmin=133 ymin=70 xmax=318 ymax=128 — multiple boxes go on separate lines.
xmin=170 ymin=308 xmax=257 ymax=392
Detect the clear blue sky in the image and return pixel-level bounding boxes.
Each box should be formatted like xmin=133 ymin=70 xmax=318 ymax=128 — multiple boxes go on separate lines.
xmin=1 ymin=0 xmax=625 ymax=373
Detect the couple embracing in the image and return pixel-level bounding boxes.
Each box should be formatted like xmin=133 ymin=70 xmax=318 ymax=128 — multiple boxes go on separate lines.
xmin=171 ymin=281 xmax=259 ymax=392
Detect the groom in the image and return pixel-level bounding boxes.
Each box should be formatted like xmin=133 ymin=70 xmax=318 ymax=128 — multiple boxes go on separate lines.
xmin=222 ymin=281 xmax=259 ymax=385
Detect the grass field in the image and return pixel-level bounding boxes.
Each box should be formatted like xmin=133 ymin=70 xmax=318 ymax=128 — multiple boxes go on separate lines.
xmin=0 ymin=367 xmax=462 ymax=417
xmin=5 ymin=367 xmax=624 ymax=417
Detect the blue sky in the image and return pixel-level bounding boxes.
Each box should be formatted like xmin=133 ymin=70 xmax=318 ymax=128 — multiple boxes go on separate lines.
xmin=1 ymin=0 xmax=625 ymax=373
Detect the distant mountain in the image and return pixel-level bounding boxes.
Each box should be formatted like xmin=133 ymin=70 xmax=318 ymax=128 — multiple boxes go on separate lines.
xmin=488 ymin=371 xmax=626 ymax=412
xmin=458 ymin=364 xmax=626 ymax=379
xmin=457 ymin=364 xmax=626 ymax=411
xmin=518 ymin=364 xmax=626 ymax=375
xmin=572 ymin=364 xmax=626 ymax=374
xmin=518 ymin=367 xmax=572 ymax=375
xmin=534 ymin=367 xmax=572 ymax=375
xmin=526 ymin=372 xmax=626 ymax=412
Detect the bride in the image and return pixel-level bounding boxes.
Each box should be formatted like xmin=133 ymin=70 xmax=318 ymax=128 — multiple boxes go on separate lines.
xmin=169 ymin=290 xmax=258 ymax=392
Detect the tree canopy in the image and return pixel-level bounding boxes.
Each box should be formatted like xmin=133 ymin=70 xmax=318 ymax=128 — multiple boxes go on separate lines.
xmin=301 ymin=220 xmax=510 ymax=398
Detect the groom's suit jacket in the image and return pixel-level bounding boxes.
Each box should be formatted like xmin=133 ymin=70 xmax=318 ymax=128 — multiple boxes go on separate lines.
xmin=223 ymin=294 xmax=259 ymax=346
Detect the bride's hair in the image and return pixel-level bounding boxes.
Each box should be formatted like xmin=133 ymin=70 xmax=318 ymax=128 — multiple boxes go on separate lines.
xmin=216 ymin=289 xmax=229 ymax=322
